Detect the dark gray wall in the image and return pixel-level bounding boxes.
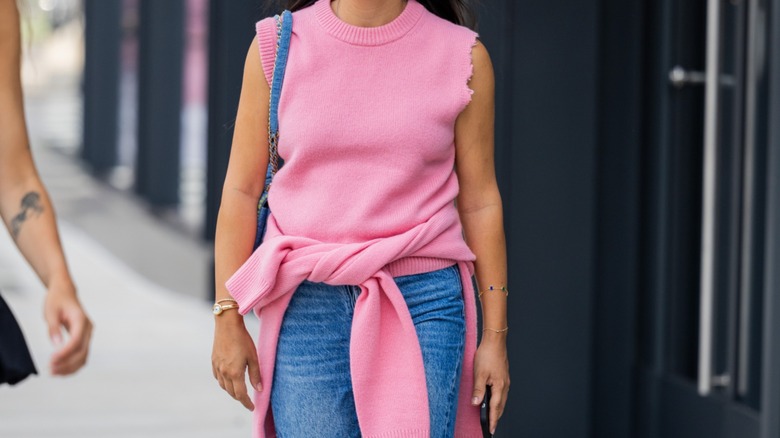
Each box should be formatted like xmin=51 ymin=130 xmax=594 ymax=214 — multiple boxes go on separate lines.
xmin=204 ymin=0 xmax=264 ymax=240
xmin=82 ymin=0 xmax=121 ymax=174
xmin=135 ymin=0 xmax=185 ymax=206
xmin=591 ymin=0 xmax=646 ymax=436
xmin=760 ymin=2 xmax=780 ymax=437
xmin=478 ymin=1 xmax=601 ymax=436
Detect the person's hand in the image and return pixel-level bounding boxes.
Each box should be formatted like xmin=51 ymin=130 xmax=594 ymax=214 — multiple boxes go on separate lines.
xmin=43 ymin=279 xmax=93 ymax=375
xmin=212 ymin=312 xmax=262 ymax=411
xmin=471 ymin=332 xmax=510 ymax=435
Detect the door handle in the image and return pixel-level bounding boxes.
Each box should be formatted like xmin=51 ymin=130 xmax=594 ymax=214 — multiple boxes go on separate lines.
xmin=697 ymin=0 xmax=722 ymax=397
xmin=669 ymin=66 xmax=707 ymax=87
xmin=668 ymin=65 xmax=736 ymax=89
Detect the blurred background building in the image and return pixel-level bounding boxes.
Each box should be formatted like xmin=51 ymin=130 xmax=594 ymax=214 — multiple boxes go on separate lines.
xmin=2 ymin=0 xmax=780 ymax=437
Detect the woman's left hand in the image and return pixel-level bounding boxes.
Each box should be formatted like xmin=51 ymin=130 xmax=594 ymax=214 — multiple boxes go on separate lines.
xmin=43 ymin=279 xmax=93 ymax=376
xmin=471 ymin=333 xmax=510 ymax=435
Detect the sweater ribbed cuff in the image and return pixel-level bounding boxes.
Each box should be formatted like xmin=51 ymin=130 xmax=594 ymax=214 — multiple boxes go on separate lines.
xmin=225 ymin=252 xmax=271 ymax=315
xmin=364 ymin=430 xmax=482 ymax=438
xmin=384 ymin=257 xmax=456 ymax=278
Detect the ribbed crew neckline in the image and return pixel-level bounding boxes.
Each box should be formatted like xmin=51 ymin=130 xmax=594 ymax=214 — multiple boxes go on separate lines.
xmin=314 ymin=0 xmax=425 ymax=46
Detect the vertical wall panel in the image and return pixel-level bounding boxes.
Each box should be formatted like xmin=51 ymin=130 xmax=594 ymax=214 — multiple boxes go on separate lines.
xmin=82 ymin=0 xmax=122 ymax=174
xmin=760 ymin=2 xmax=780 ymax=437
xmin=479 ymin=0 xmax=601 ymax=436
xmin=204 ymin=0 xmax=263 ymax=240
xmin=592 ymin=0 xmax=645 ymax=436
xmin=135 ymin=0 xmax=184 ymax=206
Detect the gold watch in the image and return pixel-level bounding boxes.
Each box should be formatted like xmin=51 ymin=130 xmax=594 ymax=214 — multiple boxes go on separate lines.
xmin=213 ymin=299 xmax=239 ymax=315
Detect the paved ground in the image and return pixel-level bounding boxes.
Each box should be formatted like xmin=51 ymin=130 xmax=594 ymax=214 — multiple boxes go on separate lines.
xmin=0 ymin=219 xmax=257 ymax=437
xmin=2 ymin=25 xmax=253 ymax=438
xmin=0 ymin=17 xmax=258 ymax=437
xmin=23 ymin=84 xmax=213 ymax=301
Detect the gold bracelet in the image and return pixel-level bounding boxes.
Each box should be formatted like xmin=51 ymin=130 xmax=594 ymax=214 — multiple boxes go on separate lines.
xmin=216 ymin=298 xmax=237 ymax=304
xmin=478 ymin=285 xmax=509 ymax=299
xmin=483 ymin=327 xmax=509 ymax=333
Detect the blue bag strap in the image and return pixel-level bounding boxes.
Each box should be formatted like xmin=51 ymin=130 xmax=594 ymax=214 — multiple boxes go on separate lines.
xmin=260 ymin=10 xmax=292 ymax=202
xmin=255 ymin=11 xmax=292 ymax=249
xmin=269 ymin=11 xmax=292 ymax=137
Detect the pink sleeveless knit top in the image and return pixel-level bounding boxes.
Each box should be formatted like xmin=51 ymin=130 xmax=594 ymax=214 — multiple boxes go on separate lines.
xmin=258 ymin=0 xmax=477 ymax=253
xmin=227 ymin=1 xmax=482 ymax=436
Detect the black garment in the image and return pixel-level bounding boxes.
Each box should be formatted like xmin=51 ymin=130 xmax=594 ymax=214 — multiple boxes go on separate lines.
xmin=0 ymin=293 xmax=37 ymax=385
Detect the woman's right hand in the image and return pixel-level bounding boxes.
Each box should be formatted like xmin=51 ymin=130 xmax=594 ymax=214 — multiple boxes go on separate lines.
xmin=212 ymin=312 xmax=262 ymax=411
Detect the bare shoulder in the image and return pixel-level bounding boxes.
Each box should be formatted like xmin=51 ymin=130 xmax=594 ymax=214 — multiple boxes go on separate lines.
xmin=245 ymin=37 xmax=260 ymax=70
xmin=467 ymin=39 xmax=494 ymax=98
xmin=471 ymin=40 xmax=494 ymax=81
xmin=242 ymin=36 xmax=268 ymax=88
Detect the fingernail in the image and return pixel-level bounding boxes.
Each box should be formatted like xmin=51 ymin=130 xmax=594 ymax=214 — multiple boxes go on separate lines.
xmin=52 ymin=334 xmax=62 ymax=345
xmin=472 ymin=397 xmax=479 ymax=405
xmin=256 ymin=384 xmax=263 ymax=391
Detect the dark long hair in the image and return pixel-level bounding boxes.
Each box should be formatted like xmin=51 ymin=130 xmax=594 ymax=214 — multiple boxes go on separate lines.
xmin=268 ymin=0 xmax=477 ymax=30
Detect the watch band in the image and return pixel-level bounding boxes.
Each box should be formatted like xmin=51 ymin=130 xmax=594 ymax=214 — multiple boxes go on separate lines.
xmin=212 ymin=302 xmax=239 ymax=315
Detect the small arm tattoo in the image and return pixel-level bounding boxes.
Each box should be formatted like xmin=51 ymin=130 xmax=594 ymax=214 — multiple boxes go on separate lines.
xmin=10 ymin=191 xmax=44 ymax=238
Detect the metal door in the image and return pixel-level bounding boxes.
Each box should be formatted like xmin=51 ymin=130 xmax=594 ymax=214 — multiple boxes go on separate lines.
xmin=637 ymin=0 xmax=774 ymax=437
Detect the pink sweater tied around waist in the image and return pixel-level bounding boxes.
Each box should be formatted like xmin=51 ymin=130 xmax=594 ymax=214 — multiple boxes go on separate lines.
xmin=226 ymin=0 xmax=482 ymax=436
xmin=227 ymin=208 xmax=479 ymax=438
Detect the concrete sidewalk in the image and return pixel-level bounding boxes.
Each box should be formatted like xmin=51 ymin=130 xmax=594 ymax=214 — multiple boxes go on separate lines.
xmin=0 ymin=222 xmax=256 ymax=437
xmin=0 ymin=17 xmax=256 ymax=436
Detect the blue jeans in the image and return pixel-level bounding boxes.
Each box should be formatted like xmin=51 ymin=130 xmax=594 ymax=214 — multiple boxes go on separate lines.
xmin=270 ymin=264 xmax=466 ymax=438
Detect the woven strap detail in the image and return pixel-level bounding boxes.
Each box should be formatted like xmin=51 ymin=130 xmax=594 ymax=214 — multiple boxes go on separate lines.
xmin=261 ymin=10 xmax=293 ymax=205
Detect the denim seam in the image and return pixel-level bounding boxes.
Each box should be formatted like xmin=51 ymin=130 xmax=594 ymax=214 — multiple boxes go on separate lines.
xmin=349 ymin=285 xmax=360 ymax=308
xmin=341 ymin=285 xmax=358 ymax=312
xmin=442 ymin=275 xmax=466 ymax=436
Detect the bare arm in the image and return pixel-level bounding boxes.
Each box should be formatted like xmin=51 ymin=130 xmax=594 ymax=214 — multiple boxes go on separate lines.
xmin=454 ymin=40 xmax=510 ymax=435
xmin=212 ymin=37 xmax=269 ymax=411
xmin=0 ymin=0 xmax=91 ymax=376
xmin=213 ymin=39 xmax=269 ymax=309
xmin=0 ymin=0 xmax=69 ymax=286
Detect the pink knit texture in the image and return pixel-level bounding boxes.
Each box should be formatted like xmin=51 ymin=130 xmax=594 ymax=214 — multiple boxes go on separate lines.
xmin=227 ymin=1 xmax=481 ymax=436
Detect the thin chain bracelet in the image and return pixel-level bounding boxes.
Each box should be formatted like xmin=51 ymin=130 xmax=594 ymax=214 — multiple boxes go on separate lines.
xmin=478 ymin=285 xmax=509 ymax=299
xmin=483 ymin=327 xmax=509 ymax=333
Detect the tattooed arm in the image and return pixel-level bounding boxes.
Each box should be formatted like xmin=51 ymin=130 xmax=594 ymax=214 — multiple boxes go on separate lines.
xmin=0 ymin=0 xmax=92 ymax=376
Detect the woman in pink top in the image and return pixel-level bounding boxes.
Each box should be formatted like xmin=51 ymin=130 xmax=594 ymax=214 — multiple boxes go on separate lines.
xmin=212 ymin=0 xmax=509 ymax=436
